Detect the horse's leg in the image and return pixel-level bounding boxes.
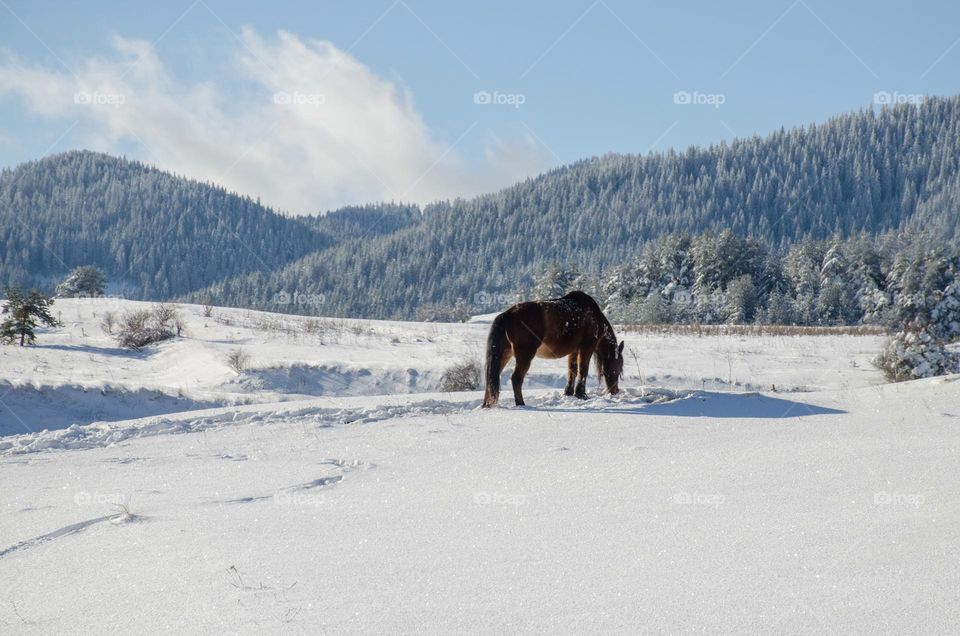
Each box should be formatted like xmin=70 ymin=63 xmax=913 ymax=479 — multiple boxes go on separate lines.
xmin=511 ymin=349 xmax=533 ymax=407
xmin=564 ymin=353 xmax=578 ymax=396
xmin=574 ymin=347 xmax=592 ymax=399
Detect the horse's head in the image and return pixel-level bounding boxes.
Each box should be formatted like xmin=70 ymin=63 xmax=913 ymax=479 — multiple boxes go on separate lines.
xmin=599 ymin=339 xmax=625 ymax=395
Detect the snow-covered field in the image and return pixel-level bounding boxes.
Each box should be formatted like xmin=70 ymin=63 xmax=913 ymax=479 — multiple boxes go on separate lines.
xmin=2 ymin=299 xmax=958 ymax=633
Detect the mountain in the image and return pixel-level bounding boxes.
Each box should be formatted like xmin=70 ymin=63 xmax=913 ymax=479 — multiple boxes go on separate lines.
xmin=0 ymin=151 xmax=421 ymax=298
xmin=3 ymin=98 xmax=960 ymax=319
xmin=196 ymin=97 xmax=960 ymax=319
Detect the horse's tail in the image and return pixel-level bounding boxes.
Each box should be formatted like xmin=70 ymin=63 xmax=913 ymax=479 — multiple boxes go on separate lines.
xmin=482 ymin=313 xmax=509 ymax=407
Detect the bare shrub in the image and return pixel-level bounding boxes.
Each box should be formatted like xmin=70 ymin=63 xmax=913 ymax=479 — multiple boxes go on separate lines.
xmin=121 ymin=309 xmax=150 ymax=332
xmin=115 ymin=307 xmax=176 ymax=349
xmin=226 ymin=348 xmax=250 ymax=374
xmin=210 ymin=311 xmax=347 ymax=345
xmin=152 ymin=303 xmax=179 ymax=330
xmin=202 ymin=304 xmax=214 ymax=318
xmin=173 ymin=314 xmax=186 ymax=337
xmin=100 ymin=311 xmax=116 ymax=335
xmin=440 ymin=359 xmax=482 ymax=392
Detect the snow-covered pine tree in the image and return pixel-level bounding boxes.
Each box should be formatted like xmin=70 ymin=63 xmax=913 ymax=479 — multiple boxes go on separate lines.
xmin=784 ymin=240 xmax=823 ymax=324
xmin=764 ymin=289 xmax=795 ymax=324
xmin=533 ymin=263 xmax=583 ymax=300
xmin=876 ymin=316 xmax=959 ymax=381
xmin=931 ymin=278 xmax=960 ymax=341
xmin=1 ymin=286 xmax=62 ymax=346
xmin=55 ymin=265 xmax=107 ymax=298
xmin=817 ymin=240 xmax=857 ymax=324
xmin=725 ymin=274 xmax=758 ymax=324
xmin=876 ymin=257 xmax=960 ymax=381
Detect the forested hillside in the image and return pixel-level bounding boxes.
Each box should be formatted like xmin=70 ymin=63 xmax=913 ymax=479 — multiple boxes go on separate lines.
xmin=197 ymin=98 xmax=960 ymax=319
xmin=0 ymin=151 xmax=421 ymax=297
xmin=3 ymin=98 xmax=960 ymax=319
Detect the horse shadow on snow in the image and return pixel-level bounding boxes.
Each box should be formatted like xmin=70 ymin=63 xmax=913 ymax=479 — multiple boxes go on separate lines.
xmin=523 ymin=390 xmax=845 ymax=419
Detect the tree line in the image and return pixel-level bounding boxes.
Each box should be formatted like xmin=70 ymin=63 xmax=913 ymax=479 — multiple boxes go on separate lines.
xmin=195 ymin=98 xmax=960 ymax=319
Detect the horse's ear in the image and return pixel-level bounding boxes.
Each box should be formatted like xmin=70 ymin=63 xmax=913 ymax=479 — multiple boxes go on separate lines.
xmin=617 ymin=340 xmax=625 ymax=355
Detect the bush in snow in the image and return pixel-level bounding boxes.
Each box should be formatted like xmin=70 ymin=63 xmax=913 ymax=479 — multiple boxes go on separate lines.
xmin=875 ymin=318 xmax=959 ymax=382
xmin=115 ymin=304 xmax=180 ymax=349
xmin=55 ymin=265 xmax=107 ymax=298
xmin=226 ymin=348 xmax=250 ymax=374
xmin=100 ymin=310 xmax=117 ymax=335
xmin=152 ymin=303 xmax=184 ymax=336
xmin=932 ymin=280 xmax=960 ymax=340
xmin=875 ymin=275 xmax=960 ymax=381
xmin=439 ymin=359 xmax=482 ymax=392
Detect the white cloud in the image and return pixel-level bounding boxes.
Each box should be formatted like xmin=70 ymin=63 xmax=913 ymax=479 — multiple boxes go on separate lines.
xmin=0 ymin=29 xmax=551 ymax=214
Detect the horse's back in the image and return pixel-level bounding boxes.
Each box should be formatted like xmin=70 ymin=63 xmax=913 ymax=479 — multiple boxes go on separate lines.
xmin=558 ymin=290 xmax=603 ymax=312
xmin=499 ymin=301 xmax=546 ymax=347
xmin=497 ymin=293 xmax=594 ymax=358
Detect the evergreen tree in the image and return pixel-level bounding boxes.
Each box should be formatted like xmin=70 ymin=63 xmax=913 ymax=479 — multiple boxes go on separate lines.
xmin=56 ymin=265 xmax=107 ymax=298
xmin=765 ymin=290 xmax=795 ymax=324
xmin=533 ymin=264 xmax=582 ymax=299
xmin=7 ymin=95 xmax=960 ymax=320
xmin=725 ymin=274 xmax=758 ymax=324
xmin=1 ymin=286 xmax=61 ymax=346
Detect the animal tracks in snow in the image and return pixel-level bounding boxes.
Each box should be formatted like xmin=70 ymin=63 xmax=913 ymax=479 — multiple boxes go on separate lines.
xmin=217 ymin=458 xmax=374 ymax=505
xmin=0 ymin=508 xmax=144 ymax=559
xmin=0 ymin=388 xmax=694 ymax=457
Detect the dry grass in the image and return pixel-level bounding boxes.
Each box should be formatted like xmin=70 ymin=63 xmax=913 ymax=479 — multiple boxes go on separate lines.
xmin=212 ymin=310 xmax=374 ymax=345
xmin=618 ymin=323 xmax=889 ymax=337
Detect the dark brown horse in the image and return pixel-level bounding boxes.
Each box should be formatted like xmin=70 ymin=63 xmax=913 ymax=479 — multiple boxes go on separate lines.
xmin=482 ymin=290 xmax=624 ymax=407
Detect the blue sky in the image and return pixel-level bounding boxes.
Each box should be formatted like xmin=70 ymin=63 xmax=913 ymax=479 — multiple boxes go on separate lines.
xmin=1 ymin=0 xmax=959 ymax=214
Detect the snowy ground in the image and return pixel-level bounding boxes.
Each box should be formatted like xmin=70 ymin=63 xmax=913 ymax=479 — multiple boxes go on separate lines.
xmin=1 ymin=299 xmax=958 ymax=633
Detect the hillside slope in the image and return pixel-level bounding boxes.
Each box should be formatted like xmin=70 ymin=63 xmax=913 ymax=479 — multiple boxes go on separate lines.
xmin=5 ymin=99 xmax=960 ymax=317
xmin=200 ymin=98 xmax=960 ymax=318
xmin=0 ymin=151 xmax=421 ymax=298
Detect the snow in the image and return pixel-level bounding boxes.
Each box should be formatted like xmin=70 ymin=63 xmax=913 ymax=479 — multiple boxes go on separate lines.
xmin=2 ymin=299 xmax=959 ymax=632
xmin=466 ymin=311 xmax=499 ymax=324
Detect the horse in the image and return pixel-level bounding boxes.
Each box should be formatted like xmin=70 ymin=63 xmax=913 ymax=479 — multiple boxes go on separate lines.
xmin=481 ymin=290 xmax=625 ymax=407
